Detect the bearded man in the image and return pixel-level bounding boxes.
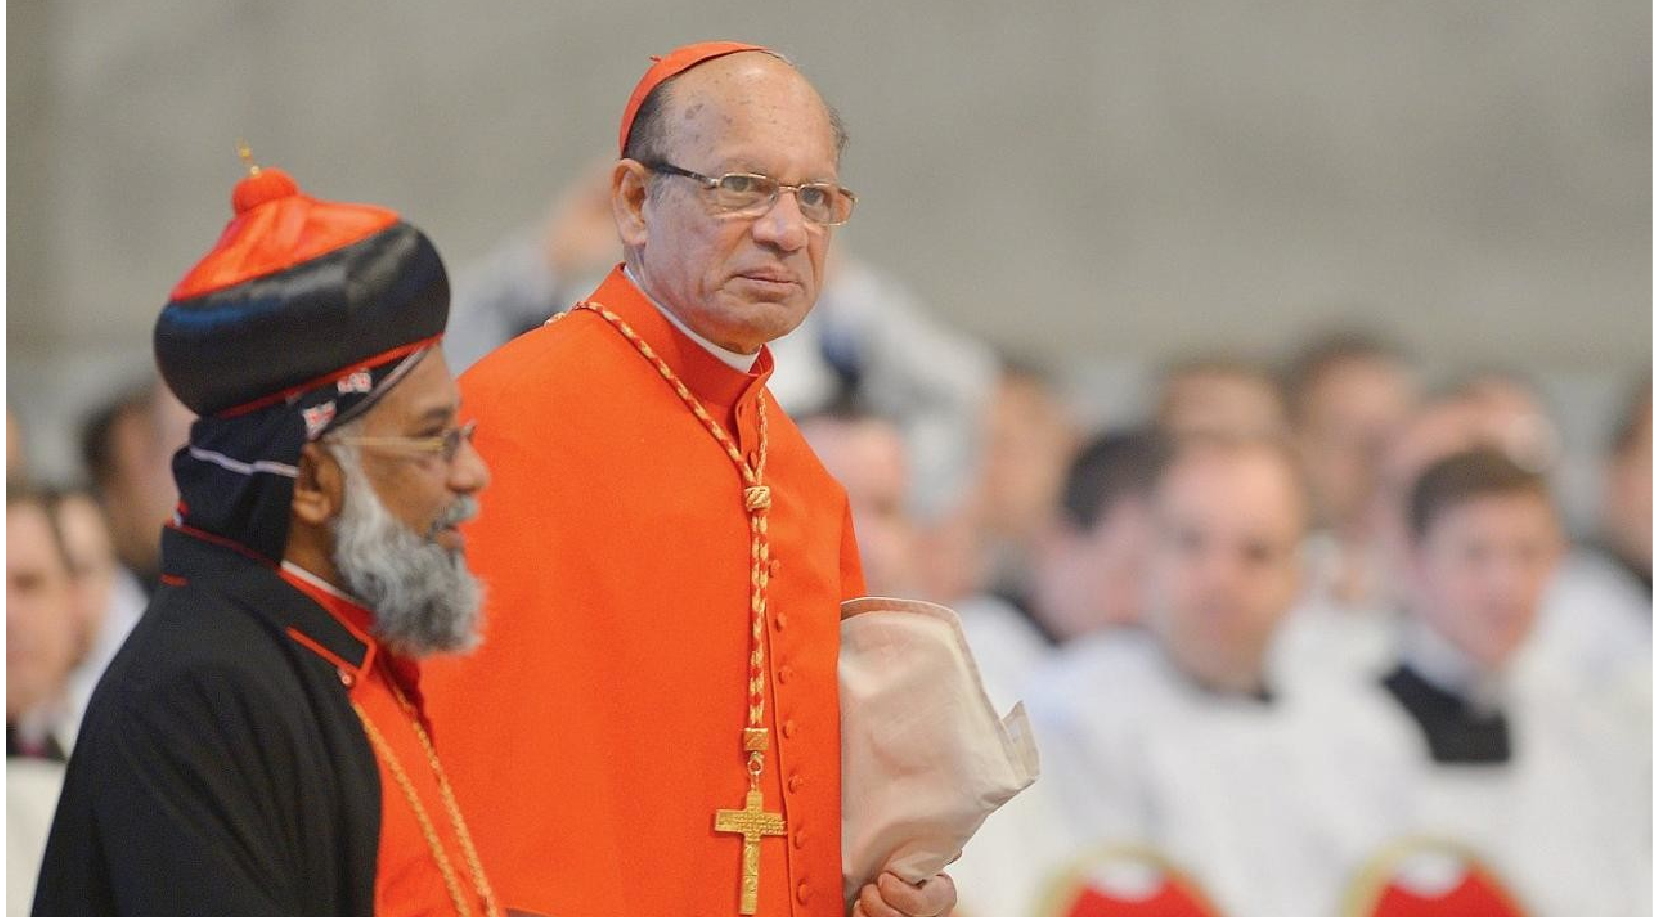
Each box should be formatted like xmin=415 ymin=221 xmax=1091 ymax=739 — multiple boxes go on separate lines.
xmin=32 ymin=159 xmax=505 ymax=917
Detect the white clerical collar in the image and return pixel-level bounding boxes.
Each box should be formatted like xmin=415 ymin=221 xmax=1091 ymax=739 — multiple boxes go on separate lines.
xmin=624 ymin=265 xmax=759 ymax=372
xmin=1401 ymin=616 xmax=1507 ymax=714
xmin=281 ymin=560 xmax=368 ymax=607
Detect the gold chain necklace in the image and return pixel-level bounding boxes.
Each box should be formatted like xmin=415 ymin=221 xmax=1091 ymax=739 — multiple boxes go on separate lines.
xmin=567 ymin=300 xmax=783 ymax=915
xmin=352 ymin=679 xmax=500 ymax=917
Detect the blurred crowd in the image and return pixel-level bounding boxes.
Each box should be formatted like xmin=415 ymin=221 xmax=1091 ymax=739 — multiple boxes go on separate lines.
xmin=8 ymin=166 xmax=1651 ymax=916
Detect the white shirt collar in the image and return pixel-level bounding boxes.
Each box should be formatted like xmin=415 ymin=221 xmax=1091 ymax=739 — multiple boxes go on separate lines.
xmin=280 ymin=560 xmax=367 ymax=607
xmin=624 ymin=265 xmax=759 ymax=372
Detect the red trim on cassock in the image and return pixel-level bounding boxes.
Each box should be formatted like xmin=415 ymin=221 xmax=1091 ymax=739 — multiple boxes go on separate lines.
xmin=277 ymin=566 xmax=380 ymax=679
xmin=285 ymin=627 xmax=356 ymax=674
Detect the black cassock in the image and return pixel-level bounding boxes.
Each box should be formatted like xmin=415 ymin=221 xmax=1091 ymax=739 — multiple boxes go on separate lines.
xmin=32 ymin=526 xmax=384 ymax=917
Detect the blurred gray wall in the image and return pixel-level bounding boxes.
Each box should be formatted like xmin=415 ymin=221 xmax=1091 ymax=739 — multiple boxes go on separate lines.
xmin=7 ymin=0 xmax=1651 ymax=473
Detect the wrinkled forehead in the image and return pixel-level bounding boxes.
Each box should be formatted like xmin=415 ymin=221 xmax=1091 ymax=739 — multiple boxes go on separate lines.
xmin=661 ymin=55 xmax=839 ymax=165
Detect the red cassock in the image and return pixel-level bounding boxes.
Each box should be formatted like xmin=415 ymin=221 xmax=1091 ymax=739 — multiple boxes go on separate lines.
xmin=422 ymin=265 xmax=866 ymax=916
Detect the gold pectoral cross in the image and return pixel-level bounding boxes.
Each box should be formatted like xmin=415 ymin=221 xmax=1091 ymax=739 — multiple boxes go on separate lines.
xmin=713 ymin=786 xmax=787 ymax=915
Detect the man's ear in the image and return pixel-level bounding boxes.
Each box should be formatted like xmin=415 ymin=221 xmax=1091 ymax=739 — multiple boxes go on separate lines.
xmin=292 ymin=442 xmax=344 ymax=526
xmin=612 ymin=159 xmax=651 ymax=248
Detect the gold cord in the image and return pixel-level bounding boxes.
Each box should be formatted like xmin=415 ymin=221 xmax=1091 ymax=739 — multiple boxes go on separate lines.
xmin=352 ymin=689 xmax=500 ymax=917
xmin=569 ymin=300 xmax=776 ymax=781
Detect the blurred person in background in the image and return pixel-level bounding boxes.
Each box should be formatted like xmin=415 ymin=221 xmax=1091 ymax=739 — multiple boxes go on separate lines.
xmin=43 ymin=488 xmax=145 ymax=753
xmin=7 ymin=488 xmax=79 ymax=917
xmin=770 ymin=247 xmax=998 ymax=527
xmin=1446 ymin=369 xmax=1561 ymax=474
xmin=1283 ymin=331 xmax=1419 ymax=613
xmin=798 ymin=404 xmax=922 ymax=598
xmin=947 ymin=428 xmax=1167 ymax=917
xmin=1527 ymin=376 xmax=1651 ymax=691
xmin=1275 ymin=384 xmax=1540 ymax=688
xmin=975 ymin=359 xmax=1081 ymax=601
xmin=1023 ymin=428 xmax=1166 ymax=638
xmin=1153 ymin=354 xmax=1289 ymax=439
xmin=956 ymin=428 xmax=1165 ymax=706
xmin=1312 ymin=448 xmax=1647 ymax=917
xmin=79 ymin=380 xmax=193 ymax=594
xmin=1369 ymin=394 xmax=1508 ymax=575
xmin=911 ymin=494 xmax=993 ymax=607
xmin=8 ymin=489 xmax=82 ymax=763
xmin=1021 ymin=434 xmax=1353 ymax=917
xmin=78 ymin=384 xmax=152 ymax=572
xmin=779 ymin=248 xmax=997 ymax=530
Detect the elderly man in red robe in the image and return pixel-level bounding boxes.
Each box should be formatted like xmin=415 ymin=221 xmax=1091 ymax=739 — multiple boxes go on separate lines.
xmin=423 ymin=42 xmax=957 ymax=917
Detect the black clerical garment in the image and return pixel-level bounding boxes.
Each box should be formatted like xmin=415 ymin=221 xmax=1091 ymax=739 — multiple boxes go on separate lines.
xmin=31 ymin=525 xmax=381 ymax=917
xmin=1380 ymin=663 xmax=1512 ymax=766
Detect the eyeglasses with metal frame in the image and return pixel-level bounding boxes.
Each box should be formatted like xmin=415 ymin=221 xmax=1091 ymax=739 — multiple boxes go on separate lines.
xmin=642 ymin=161 xmax=857 ymax=226
xmin=327 ymin=420 xmax=479 ymax=465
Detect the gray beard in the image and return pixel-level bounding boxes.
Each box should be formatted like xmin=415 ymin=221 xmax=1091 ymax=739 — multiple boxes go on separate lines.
xmin=329 ymin=445 xmax=483 ymax=658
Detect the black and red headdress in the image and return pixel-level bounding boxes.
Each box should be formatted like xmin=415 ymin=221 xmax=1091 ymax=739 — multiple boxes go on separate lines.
xmin=154 ymin=161 xmax=450 ymax=561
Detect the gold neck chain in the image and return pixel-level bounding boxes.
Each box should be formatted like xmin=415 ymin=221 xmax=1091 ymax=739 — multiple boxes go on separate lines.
xmin=352 ymin=679 xmax=500 ymax=917
xmin=568 ymin=300 xmax=777 ymax=784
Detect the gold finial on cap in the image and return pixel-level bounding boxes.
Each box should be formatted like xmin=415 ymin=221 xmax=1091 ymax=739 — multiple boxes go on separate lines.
xmin=236 ymin=139 xmax=261 ymax=177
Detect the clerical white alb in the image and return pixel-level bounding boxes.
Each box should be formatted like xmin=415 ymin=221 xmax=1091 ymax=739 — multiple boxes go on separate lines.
xmin=1024 ymin=629 xmax=1361 ymax=917
xmin=1309 ymin=620 xmax=1651 ymax=917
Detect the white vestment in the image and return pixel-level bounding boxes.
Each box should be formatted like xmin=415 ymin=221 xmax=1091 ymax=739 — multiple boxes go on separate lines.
xmin=1308 ymin=625 xmax=1650 ymax=917
xmin=58 ymin=565 xmax=146 ymax=752
xmin=8 ymin=758 xmax=66 ymax=915
xmin=1019 ymin=630 xmax=1359 ymax=917
xmin=1523 ymin=548 xmax=1650 ymax=695
xmin=1271 ymin=531 xmax=1401 ymax=691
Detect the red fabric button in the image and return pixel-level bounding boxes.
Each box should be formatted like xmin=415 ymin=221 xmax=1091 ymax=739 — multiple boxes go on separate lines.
xmin=787 ymin=774 xmax=804 ymax=794
xmin=768 ymin=559 xmax=782 ymax=577
xmin=783 ymin=719 xmax=797 ymax=739
xmin=795 ymin=881 xmax=811 ymax=905
xmin=792 ymin=828 xmax=806 ymax=849
xmin=778 ymin=664 xmax=794 ymax=684
xmin=775 ymin=613 xmax=789 ymax=630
